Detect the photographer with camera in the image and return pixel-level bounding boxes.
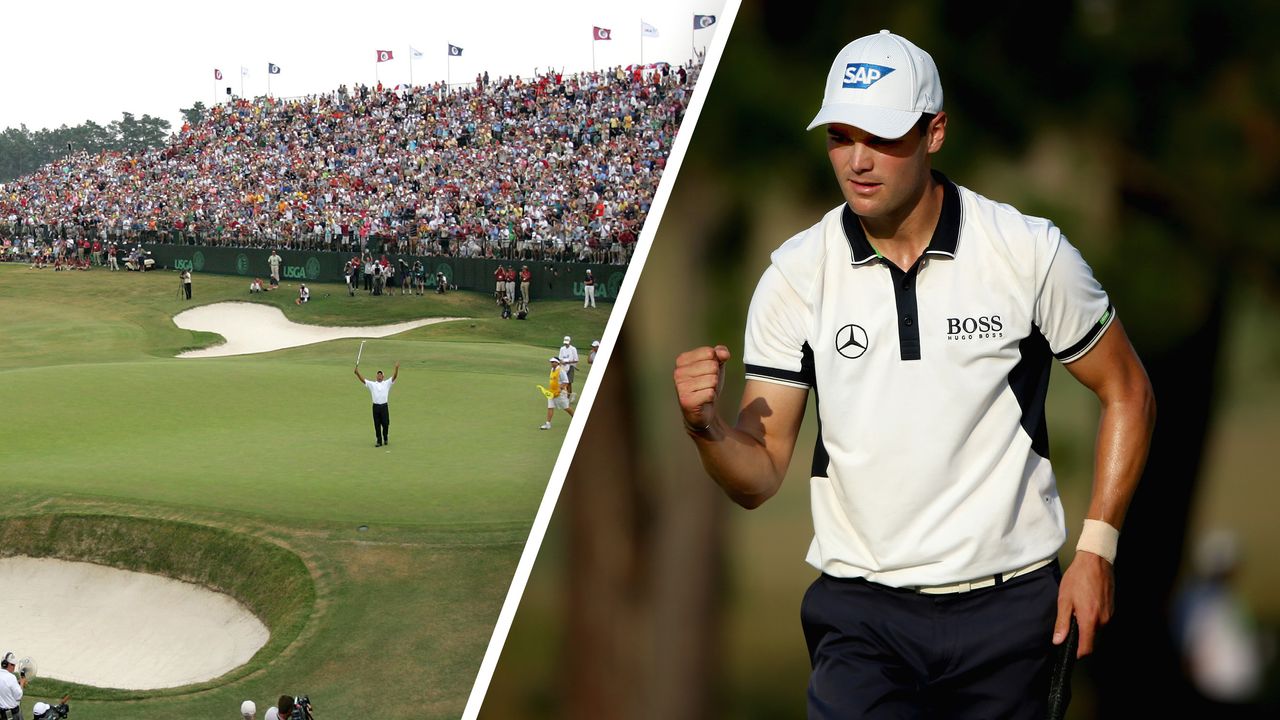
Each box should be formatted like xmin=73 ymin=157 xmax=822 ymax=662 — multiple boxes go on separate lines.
xmin=0 ymin=652 xmax=28 ymax=720
xmin=276 ymin=695 xmax=314 ymax=720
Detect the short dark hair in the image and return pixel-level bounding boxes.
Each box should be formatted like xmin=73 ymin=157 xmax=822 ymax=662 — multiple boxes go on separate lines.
xmin=915 ymin=112 xmax=937 ymax=136
xmin=278 ymin=696 xmax=295 ymax=714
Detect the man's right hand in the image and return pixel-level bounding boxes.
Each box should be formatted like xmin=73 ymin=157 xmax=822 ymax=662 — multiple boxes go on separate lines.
xmin=674 ymin=345 xmax=731 ymax=434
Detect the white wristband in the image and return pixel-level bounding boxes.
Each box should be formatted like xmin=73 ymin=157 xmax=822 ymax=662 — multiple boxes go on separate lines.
xmin=1076 ymin=519 xmax=1120 ymax=564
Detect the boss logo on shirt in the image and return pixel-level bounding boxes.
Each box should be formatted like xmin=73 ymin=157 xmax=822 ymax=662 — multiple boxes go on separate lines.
xmin=835 ymin=323 xmax=869 ymax=359
xmin=946 ymin=315 xmax=1004 ymax=340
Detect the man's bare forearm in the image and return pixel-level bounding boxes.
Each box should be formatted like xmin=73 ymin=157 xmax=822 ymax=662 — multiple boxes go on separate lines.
xmin=1085 ymin=376 xmax=1156 ymax=528
xmin=687 ymin=416 xmax=788 ymax=509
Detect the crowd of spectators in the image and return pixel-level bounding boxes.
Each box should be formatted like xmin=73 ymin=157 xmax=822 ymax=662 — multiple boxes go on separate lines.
xmin=1 ymin=61 xmax=700 ymax=266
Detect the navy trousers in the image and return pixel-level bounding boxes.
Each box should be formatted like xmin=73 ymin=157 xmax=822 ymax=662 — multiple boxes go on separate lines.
xmin=372 ymin=402 xmax=390 ymax=444
xmin=802 ymin=562 xmax=1060 ymax=719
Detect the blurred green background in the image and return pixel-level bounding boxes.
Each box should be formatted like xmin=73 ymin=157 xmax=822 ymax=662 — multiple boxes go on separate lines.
xmin=482 ymin=0 xmax=1280 ymax=718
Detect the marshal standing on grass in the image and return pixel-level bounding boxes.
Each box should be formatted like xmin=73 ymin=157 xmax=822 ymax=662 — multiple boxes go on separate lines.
xmin=674 ymin=30 xmax=1156 ymax=718
xmin=355 ymin=361 xmax=398 ymax=447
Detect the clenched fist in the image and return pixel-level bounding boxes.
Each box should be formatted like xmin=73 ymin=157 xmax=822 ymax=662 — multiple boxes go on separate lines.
xmin=674 ymin=345 xmax=731 ymax=433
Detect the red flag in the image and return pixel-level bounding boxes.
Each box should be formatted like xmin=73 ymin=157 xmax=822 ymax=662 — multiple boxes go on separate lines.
xmin=214 ymin=68 xmax=223 ymax=80
xmin=593 ymin=27 xmax=612 ymax=41
xmin=376 ymin=50 xmax=394 ymax=63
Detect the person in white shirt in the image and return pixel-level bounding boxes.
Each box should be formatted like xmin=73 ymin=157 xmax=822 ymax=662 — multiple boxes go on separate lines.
xmin=557 ymin=336 xmax=579 ymax=398
xmin=673 ymin=29 xmax=1155 ymax=718
xmin=355 ymin=362 xmax=399 ymax=447
xmin=0 ymin=652 xmax=28 ymax=720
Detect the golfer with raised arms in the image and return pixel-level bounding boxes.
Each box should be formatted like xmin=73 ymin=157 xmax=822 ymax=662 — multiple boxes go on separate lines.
xmin=673 ymin=30 xmax=1156 ymax=718
xmin=355 ymin=356 xmax=399 ymax=448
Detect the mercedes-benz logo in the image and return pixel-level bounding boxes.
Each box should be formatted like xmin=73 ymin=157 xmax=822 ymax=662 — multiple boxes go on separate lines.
xmin=835 ymin=323 xmax=869 ymax=359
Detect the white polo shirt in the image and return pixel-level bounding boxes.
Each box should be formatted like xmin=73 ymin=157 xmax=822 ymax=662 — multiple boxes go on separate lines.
xmin=0 ymin=671 xmax=21 ymax=708
xmin=364 ymin=378 xmax=394 ymax=404
xmin=744 ymin=174 xmax=1113 ymax=587
xmin=558 ymin=344 xmax=579 ymax=366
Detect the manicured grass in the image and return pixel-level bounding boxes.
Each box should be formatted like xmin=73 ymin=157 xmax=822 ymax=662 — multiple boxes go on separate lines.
xmin=0 ymin=264 xmax=609 ymax=719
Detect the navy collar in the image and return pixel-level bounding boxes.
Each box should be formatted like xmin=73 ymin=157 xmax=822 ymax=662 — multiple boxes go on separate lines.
xmin=843 ymin=170 xmax=961 ymax=266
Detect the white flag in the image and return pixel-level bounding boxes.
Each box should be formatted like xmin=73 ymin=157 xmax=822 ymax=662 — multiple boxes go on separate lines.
xmin=240 ymin=66 xmax=249 ymax=77
xmin=411 ymin=47 xmax=423 ymax=59
xmin=641 ymin=21 xmax=659 ymax=38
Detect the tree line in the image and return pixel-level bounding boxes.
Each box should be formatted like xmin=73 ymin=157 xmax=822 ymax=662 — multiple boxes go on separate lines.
xmin=0 ymin=103 xmax=206 ymax=183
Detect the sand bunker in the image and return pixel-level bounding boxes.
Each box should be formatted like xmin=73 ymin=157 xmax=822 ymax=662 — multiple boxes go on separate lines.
xmin=0 ymin=556 xmax=268 ymax=690
xmin=173 ymin=301 xmax=461 ymax=358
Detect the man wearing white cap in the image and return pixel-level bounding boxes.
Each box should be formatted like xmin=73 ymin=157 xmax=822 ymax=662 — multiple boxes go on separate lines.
xmin=540 ymin=357 xmax=574 ymax=429
xmin=557 ymin=336 xmax=579 ymax=399
xmin=240 ymin=699 xmax=257 ymax=719
xmin=674 ymin=29 xmax=1155 ymax=717
xmin=0 ymin=652 xmax=26 ymax=719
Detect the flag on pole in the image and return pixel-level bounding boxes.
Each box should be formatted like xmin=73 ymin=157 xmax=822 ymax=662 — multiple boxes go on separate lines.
xmin=241 ymin=66 xmax=249 ymax=77
xmin=268 ymin=63 xmax=281 ymax=74
xmin=214 ymin=68 xmax=223 ymax=80
xmin=411 ymin=47 xmax=423 ymax=59
xmin=377 ymin=50 xmax=394 ymax=62
xmin=593 ymin=27 xmax=612 ymax=41
xmin=448 ymin=44 xmax=463 ymax=56
xmin=641 ymin=21 xmax=659 ymax=38
xmin=693 ymin=14 xmax=717 ymax=29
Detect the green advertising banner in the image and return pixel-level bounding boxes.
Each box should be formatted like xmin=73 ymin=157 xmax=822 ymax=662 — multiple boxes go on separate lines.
xmin=146 ymin=245 xmax=624 ymax=303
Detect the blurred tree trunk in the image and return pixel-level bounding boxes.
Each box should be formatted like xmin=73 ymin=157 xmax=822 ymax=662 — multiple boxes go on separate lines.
xmin=565 ymin=330 xmax=724 ymax=720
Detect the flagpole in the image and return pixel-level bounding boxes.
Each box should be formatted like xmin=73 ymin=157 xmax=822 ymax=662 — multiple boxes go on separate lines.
xmin=409 ymin=47 xmax=414 ymax=88
xmin=240 ymin=68 xmax=244 ymax=99
xmin=592 ymin=37 xmax=596 ymax=73
xmin=447 ymin=55 xmax=451 ymax=90
xmin=640 ymin=22 xmax=644 ymax=65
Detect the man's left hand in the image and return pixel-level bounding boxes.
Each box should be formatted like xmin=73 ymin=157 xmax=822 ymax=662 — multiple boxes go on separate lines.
xmin=1054 ymin=551 xmax=1114 ymax=658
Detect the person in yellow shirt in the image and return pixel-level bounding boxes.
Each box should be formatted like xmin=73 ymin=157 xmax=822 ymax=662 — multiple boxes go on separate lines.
xmin=539 ymin=357 xmax=573 ymax=430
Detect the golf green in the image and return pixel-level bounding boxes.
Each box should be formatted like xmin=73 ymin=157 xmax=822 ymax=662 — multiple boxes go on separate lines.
xmin=0 ymin=263 xmax=609 ymax=718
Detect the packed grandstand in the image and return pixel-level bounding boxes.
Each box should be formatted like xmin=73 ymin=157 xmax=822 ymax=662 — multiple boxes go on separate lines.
xmin=0 ymin=61 xmax=699 ymax=266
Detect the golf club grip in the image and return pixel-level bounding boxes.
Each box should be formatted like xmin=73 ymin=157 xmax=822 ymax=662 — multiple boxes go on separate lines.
xmin=1046 ymin=617 xmax=1079 ymax=720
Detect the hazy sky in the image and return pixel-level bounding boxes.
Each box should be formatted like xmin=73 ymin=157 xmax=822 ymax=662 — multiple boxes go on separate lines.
xmin=1 ymin=0 xmax=725 ymax=133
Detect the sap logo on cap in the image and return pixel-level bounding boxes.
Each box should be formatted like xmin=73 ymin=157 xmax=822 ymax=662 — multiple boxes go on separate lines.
xmin=842 ymin=63 xmax=895 ymax=89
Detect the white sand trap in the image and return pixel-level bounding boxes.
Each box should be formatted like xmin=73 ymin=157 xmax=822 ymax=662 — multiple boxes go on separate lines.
xmin=0 ymin=556 xmax=268 ymax=690
xmin=173 ymin=301 xmax=462 ymax=358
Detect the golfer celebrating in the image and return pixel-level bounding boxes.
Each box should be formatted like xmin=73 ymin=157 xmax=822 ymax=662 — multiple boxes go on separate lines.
xmin=674 ymin=30 xmax=1155 ymax=718
xmin=355 ymin=361 xmax=399 ymax=447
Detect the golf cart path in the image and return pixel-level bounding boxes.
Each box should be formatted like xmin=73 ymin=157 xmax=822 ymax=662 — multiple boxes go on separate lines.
xmin=0 ymin=556 xmax=268 ymax=690
xmin=174 ymin=302 xmax=462 ymax=358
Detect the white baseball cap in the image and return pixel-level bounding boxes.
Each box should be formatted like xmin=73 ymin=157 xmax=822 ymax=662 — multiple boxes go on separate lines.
xmin=241 ymin=699 xmax=257 ymax=717
xmin=807 ymin=29 xmax=943 ymax=139
xmin=549 ymin=357 xmax=561 ymax=363
xmin=591 ymin=340 xmax=600 ymax=347
xmin=563 ymin=336 xmax=571 ymax=343
xmin=33 ymin=703 xmax=50 ymax=715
